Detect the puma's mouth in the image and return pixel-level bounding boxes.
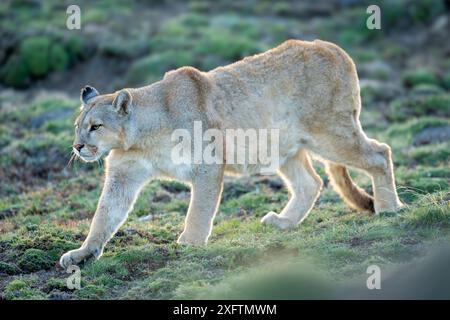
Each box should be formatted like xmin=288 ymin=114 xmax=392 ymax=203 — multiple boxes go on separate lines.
xmin=79 ymin=154 xmax=100 ymax=162
xmin=80 ymin=150 xmax=105 ymax=162
xmin=73 ymin=148 xmax=103 ymax=163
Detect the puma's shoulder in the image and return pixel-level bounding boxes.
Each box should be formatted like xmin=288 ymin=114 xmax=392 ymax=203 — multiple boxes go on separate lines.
xmin=161 ymin=66 xmax=213 ymax=113
xmin=163 ymin=66 xmax=212 ymax=98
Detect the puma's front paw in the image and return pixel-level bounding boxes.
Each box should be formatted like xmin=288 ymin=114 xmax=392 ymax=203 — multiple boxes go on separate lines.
xmin=261 ymin=211 xmax=296 ymax=230
xmin=59 ymin=247 xmax=102 ymax=269
xmin=177 ymin=231 xmax=208 ymax=246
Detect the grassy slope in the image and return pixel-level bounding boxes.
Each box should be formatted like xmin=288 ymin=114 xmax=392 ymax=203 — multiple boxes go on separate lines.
xmin=0 ymin=0 xmax=449 ymax=299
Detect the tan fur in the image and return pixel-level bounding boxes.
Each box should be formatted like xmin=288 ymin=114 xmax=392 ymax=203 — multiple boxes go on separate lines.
xmin=60 ymin=40 xmax=403 ymax=268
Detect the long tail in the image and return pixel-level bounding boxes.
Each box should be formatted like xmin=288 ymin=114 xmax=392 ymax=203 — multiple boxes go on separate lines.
xmin=325 ymin=162 xmax=375 ymax=213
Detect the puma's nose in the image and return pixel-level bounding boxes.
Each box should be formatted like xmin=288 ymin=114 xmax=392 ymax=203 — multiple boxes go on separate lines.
xmin=74 ymin=144 xmax=85 ymax=152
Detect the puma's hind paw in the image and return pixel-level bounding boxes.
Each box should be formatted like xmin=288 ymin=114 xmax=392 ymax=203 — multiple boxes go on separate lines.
xmin=177 ymin=231 xmax=208 ymax=246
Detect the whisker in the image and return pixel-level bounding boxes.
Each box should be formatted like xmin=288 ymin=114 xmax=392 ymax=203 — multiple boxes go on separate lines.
xmin=96 ymin=157 xmax=104 ymax=169
xmin=65 ymin=153 xmax=75 ymax=169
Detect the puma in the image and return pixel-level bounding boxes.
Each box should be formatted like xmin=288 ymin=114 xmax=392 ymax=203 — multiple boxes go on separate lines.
xmin=60 ymin=39 xmax=403 ymax=268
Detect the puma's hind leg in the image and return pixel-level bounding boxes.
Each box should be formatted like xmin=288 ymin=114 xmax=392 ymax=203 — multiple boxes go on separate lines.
xmin=312 ymin=129 xmax=403 ymax=214
xmin=261 ymin=150 xmax=323 ymax=229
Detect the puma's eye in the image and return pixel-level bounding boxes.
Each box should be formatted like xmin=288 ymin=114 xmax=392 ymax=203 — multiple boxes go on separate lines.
xmin=90 ymin=124 xmax=102 ymax=132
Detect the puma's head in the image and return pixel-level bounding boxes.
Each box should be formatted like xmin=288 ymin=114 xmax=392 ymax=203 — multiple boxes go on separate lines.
xmin=73 ymin=85 xmax=133 ymax=162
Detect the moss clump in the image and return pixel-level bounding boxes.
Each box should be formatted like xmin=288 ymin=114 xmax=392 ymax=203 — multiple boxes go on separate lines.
xmin=126 ymin=51 xmax=194 ymax=85
xmin=0 ymin=261 xmax=21 ymax=275
xmin=3 ymin=279 xmax=45 ymax=300
xmin=18 ymin=248 xmax=54 ymax=272
xmin=189 ymin=1 xmax=211 ymax=13
xmin=384 ymin=117 xmax=449 ymax=148
xmin=75 ymin=285 xmax=106 ymax=299
xmin=5 ymin=96 xmax=76 ymax=125
xmin=196 ymin=28 xmax=261 ymax=61
xmin=44 ymin=278 xmax=70 ymax=292
xmin=386 ymin=94 xmax=450 ymax=121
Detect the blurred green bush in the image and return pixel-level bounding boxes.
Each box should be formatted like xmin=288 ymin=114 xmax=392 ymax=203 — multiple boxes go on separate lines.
xmin=1 ymin=35 xmax=86 ymax=88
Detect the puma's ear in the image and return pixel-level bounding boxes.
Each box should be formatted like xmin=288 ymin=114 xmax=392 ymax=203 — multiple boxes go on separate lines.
xmin=80 ymin=85 xmax=99 ymax=105
xmin=113 ymin=89 xmax=132 ymax=115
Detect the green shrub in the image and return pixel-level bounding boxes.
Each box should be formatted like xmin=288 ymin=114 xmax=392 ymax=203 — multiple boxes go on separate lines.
xmin=411 ymin=84 xmax=445 ymax=96
xmin=387 ymin=94 xmax=450 ymax=121
xmin=403 ymin=69 xmax=439 ymax=87
xmin=45 ymin=278 xmax=69 ymax=292
xmin=337 ymin=29 xmax=366 ymax=46
xmin=66 ymin=36 xmax=87 ymax=60
xmin=1 ymin=35 xmax=84 ymax=88
xmin=0 ymin=262 xmax=20 ymax=275
xmin=195 ymin=28 xmax=261 ymax=61
xmin=409 ymin=143 xmax=450 ymax=166
xmin=386 ymin=117 xmax=449 ymax=141
xmin=273 ymin=2 xmax=291 ymax=16
xmin=409 ymin=0 xmax=446 ymax=23
xmin=189 ymin=1 xmax=211 ymax=13
xmin=126 ymin=51 xmax=194 ymax=85
xmin=21 ymin=36 xmax=52 ymax=77
xmin=1 ymin=55 xmax=29 ymax=88
xmin=84 ymin=8 xmax=108 ymax=23
xmin=382 ymin=0 xmax=405 ymax=28
xmin=50 ymin=43 xmax=69 ymax=71
xmin=75 ymin=285 xmax=106 ymax=299
xmin=4 ymin=279 xmax=45 ymax=300
xmin=382 ymin=0 xmax=446 ymax=27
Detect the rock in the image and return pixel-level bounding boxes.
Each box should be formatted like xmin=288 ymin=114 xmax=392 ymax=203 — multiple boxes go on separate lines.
xmin=413 ymin=126 xmax=450 ymax=146
xmin=124 ymin=228 xmax=138 ymax=235
xmin=258 ymin=177 xmax=284 ymax=190
xmin=138 ymin=214 xmax=153 ymax=222
xmin=431 ymin=15 xmax=449 ymax=34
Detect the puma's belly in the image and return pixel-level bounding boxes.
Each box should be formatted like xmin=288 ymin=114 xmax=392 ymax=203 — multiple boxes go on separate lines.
xmin=223 ymin=129 xmax=307 ymax=176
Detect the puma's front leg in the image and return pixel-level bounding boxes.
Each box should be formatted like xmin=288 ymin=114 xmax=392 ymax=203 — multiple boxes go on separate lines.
xmin=60 ymin=160 xmax=150 ymax=269
xmin=177 ymin=165 xmax=224 ymax=246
